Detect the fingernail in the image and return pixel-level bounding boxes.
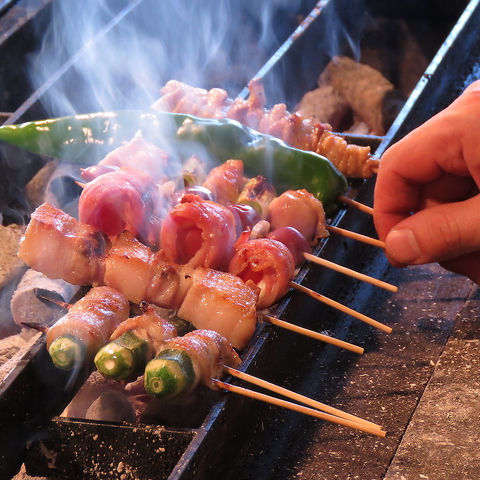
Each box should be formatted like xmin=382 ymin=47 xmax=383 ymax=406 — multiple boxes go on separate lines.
xmin=385 ymin=229 xmax=421 ymax=264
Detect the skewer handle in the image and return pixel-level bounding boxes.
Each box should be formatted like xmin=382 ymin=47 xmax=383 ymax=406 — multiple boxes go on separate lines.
xmin=338 ymin=195 xmax=374 ymax=215
xmin=303 ymin=252 xmax=398 ymax=293
xmin=224 ymin=366 xmax=383 ymax=431
xmin=261 ymin=314 xmax=364 ymax=354
xmin=290 ymin=281 xmax=393 ymax=333
xmin=215 ymin=380 xmax=386 ymax=438
xmin=326 ymin=225 xmax=385 ymax=249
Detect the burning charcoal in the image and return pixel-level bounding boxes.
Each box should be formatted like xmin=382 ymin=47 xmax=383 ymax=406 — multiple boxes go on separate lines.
xmin=24 ymin=159 xmax=59 ymax=211
xmin=318 ymin=55 xmax=407 ymax=135
xmin=0 ymin=223 xmax=28 ymax=339
xmin=10 ymin=269 xmax=80 ymax=329
xmin=140 ymin=385 xmax=217 ymax=428
xmin=295 ymin=84 xmax=350 ymax=131
xmin=85 ymin=391 xmax=137 ymax=423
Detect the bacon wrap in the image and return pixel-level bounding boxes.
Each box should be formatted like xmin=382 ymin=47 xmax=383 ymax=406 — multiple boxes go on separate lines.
xmin=104 ymin=231 xmax=190 ymax=310
xmin=18 ymin=203 xmax=108 ymax=286
xmin=46 ymin=286 xmax=130 ymax=360
xmin=84 ymin=135 xmax=171 ymax=184
xmin=109 ymin=304 xmax=177 ymax=359
xmin=228 ymin=238 xmax=295 ymax=310
xmin=268 ymin=189 xmax=329 ymax=245
xmin=164 ymin=329 xmax=241 ymax=391
xmin=78 ymin=166 xmax=165 ymax=249
xmin=160 ymin=194 xmax=237 ymax=271
xmin=177 ymin=267 xmax=258 ymax=350
xmin=202 ymin=159 xmax=246 ymax=206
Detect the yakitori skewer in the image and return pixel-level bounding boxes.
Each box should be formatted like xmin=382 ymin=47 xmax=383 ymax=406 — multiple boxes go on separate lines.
xmin=338 ymin=195 xmax=374 ymax=215
xmin=325 ymin=224 xmax=386 ymax=249
xmin=290 ymin=281 xmax=392 ymax=333
xmin=224 ymin=366 xmax=383 ymax=431
xmin=215 ymin=380 xmax=386 ymax=437
xmin=303 ymin=252 xmax=398 ymax=293
xmin=260 ymin=314 xmax=364 ymax=354
xmin=143 ymin=329 xmax=383 ymax=437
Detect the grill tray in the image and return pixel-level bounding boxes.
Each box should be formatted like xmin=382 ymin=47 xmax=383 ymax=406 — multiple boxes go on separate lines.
xmin=0 ymin=1 xmax=476 ymax=479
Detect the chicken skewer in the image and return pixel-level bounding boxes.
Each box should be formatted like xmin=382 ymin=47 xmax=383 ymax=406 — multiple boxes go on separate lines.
xmin=228 ymin=235 xmax=392 ymax=333
xmin=151 ymin=79 xmax=379 ymax=179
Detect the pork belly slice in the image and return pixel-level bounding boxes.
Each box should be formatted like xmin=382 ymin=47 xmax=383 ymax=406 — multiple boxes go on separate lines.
xmin=18 ymin=202 xmax=108 ymax=286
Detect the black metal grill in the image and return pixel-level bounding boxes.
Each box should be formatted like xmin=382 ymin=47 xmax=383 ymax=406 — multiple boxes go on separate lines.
xmin=0 ymin=1 xmax=478 ymax=479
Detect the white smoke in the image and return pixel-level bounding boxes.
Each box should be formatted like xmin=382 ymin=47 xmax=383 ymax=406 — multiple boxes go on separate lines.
xmin=26 ymin=0 xmax=306 ymax=117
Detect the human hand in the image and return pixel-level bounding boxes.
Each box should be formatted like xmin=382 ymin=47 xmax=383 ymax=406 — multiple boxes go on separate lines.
xmin=373 ymin=79 xmax=480 ymax=283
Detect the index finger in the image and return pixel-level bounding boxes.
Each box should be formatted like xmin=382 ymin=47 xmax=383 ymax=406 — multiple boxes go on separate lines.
xmin=374 ymin=83 xmax=480 ymax=240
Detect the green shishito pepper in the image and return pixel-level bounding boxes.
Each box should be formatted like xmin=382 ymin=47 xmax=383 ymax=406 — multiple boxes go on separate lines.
xmin=0 ymin=110 xmax=348 ymax=207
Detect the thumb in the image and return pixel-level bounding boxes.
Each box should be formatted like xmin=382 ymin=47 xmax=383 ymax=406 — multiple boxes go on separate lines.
xmin=384 ymin=196 xmax=480 ymax=267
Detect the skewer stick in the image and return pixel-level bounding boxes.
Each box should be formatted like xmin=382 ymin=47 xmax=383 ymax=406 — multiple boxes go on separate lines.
xmin=325 ymin=224 xmax=385 ymax=249
xmin=215 ymin=380 xmax=386 ymax=437
xmin=21 ymin=322 xmax=47 ymax=333
xmin=338 ymin=195 xmax=374 ymax=215
xmin=290 ymin=281 xmax=392 ymax=333
xmin=224 ymin=366 xmax=383 ymax=431
xmin=34 ymin=288 xmax=71 ymax=310
xmin=303 ymin=252 xmax=398 ymax=293
xmin=260 ymin=314 xmax=363 ymax=354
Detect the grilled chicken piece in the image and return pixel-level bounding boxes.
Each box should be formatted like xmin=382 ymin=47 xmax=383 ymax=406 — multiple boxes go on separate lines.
xmin=202 ymin=159 xmax=246 ymax=206
xmin=152 ymin=79 xmax=379 ymax=178
xmin=177 ymin=267 xmax=258 ymax=350
xmin=104 ymin=231 xmax=189 ymax=310
xmin=268 ymin=189 xmax=329 ymax=245
xmin=160 ymin=194 xmax=237 ymax=271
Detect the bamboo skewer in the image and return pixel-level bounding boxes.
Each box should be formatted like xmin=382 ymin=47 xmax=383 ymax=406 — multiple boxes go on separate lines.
xmin=303 ymin=252 xmax=397 ymax=293
xmin=260 ymin=314 xmax=363 ymax=354
xmin=224 ymin=366 xmax=383 ymax=431
xmin=215 ymin=380 xmax=386 ymax=437
xmin=290 ymin=281 xmax=392 ymax=333
xmin=22 ymin=322 xmax=47 ymax=333
xmin=34 ymin=288 xmax=71 ymax=310
xmin=325 ymin=224 xmax=385 ymax=249
xmin=338 ymin=195 xmax=374 ymax=215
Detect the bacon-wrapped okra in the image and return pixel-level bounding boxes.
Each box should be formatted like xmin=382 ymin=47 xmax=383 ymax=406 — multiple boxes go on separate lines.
xmin=46 ymin=286 xmax=130 ymax=370
xmin=144 ymin=329 xmax=241 ymax=400
xmin=94 ymin=302 xmax=177 ymax=382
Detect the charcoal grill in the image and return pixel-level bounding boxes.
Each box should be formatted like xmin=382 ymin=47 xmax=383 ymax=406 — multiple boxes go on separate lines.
xmin=1 ymin=0 xmax=479 ymax=479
